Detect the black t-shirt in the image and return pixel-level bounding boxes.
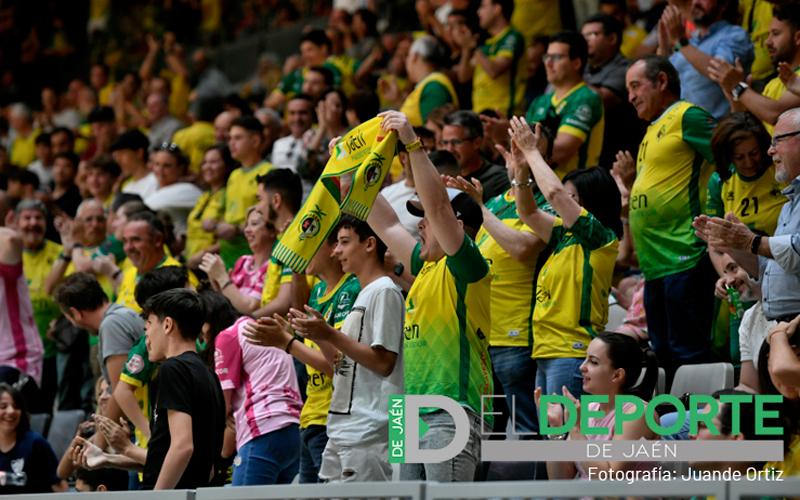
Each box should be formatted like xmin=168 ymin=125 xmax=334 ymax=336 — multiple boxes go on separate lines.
xmin=0 ymin=431 xmax=60 ymax=494
xmin=141 ymin=351 xmax=225 ymax=490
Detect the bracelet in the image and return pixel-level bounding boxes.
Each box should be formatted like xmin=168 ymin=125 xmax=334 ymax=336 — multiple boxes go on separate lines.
xmin=285 ymin=335 xmax=298 ymax=353
xmin=510 ymin=178 xmax=533 ymax=188
xmin=221 ymin=280 xmax=234 ymax=291
xmin=405 ymin=138 xmax=423 ymax=152
xmin=750 ymin=235 xmax=762 ymax=255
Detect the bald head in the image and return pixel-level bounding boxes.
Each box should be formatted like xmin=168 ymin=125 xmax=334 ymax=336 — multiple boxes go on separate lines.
xmin=76 ymin=199 xmax=107 ymax=246
xmin=76 ymin=198 xmax=104 ymax=218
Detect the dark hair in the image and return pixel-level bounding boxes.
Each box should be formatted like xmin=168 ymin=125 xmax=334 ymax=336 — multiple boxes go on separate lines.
xmin=301 ymin=29 xmax=333 ymax=52
xmin=87 ymin=155 xmax=122 ymax=178
xmin=289 ymin=92 xmax=315 ymax=106
xmin=713 ymin=388 xmax=782 ymax=442
xmin=110 ymin=192 xmax=143 ymax=214
xmin=489 ymin=0 xmax=514 ymax=21
xmin=54 ymin=151 xmax=80 ymax=169
xmin=118 ymin=200 xmax=148 ymax=219
xmin=354 ymin=8 xmax=379 ymax=37
xmin=75 ymin=467 xmax=129 ymax=491
xmin=448 ymin=8 xmax=480 ymax=34
xmin=134 ymin=266 xmax=189 ymax=309
xmin=308 ymin=66 xmax=336 ymax=88
xmin=596 ymin=332 xmax=658 ymax=400
xmin=0 ymin=383 xmax=30 ymax=436
xmin=256 ymin=168 xmax=303 ymax=214
xmin=583 ymin=13 xmax=624 ymax=48
xmin=599 ymin=0 xmax=627 ymax=13
xmin=549 ymin=31 xmax=589 ymax=73
xmin=198 ymin=289 xmax=240 ymax=367
xmin=562 ymin=167 xmax=623 ymax=239
xmin=204 ymin=143 xmax=237 ymax=178
xmin=774 ymin=2 xmax=800 ymax=31
xmin=347 ymin=90 xmax=380 ymax=125
xmin=320 ymin=88 xmax=349 ymax=128
xmin=230 ymin=115 xmax=264 ymax=135
xmin=88 ymin=106 xmax=115 ymax=124
xmin=142 ymin=288 xmax=206 ymax=341
xmin=153 ymin=142 xmax=189 ymax=170
xmin=337 ymin=214 xmax=388 ymax=263
xmin=639 ymin=55 xmax=681 ymax=97
xmin=711 ymin=112 xmax=772 ymax=181
xmin=50 ymin=126 xmax=75 ymax=144
xmin=195 ymin=96 xmax=225 ymax=123
xmin=54 ymin=272 xmax=108 ymax=312
xmin=428 ymin=149 xmax=461 ymax=177
xmin=126 ymin=210 xmax=166 ymax=241
xmin=223 ymin=93 xmax=253 ymax=117
xmin=443 ymin=110 xmax=483 ymax=138
xmin=35 ymin=132 xmax=51 ymax=147
xmin=8 ymin=168 xmax=40 ymax=189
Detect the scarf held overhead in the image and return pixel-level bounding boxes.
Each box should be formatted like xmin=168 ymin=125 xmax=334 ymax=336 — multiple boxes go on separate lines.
xmin=272 ymin=117 xmax=397 ymax=273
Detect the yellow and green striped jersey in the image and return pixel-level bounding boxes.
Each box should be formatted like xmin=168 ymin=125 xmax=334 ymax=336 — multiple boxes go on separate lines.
xmin=532 ymin=209 xmax=618 ymax=359
xmin=472 ymin=26 xmax=526 ymax=116
xmin=525 ymin=82 xmax=604 ymax=179
xmin=400 ymin=71 xmax=458 ymax=127
xmin=404 ymin=235 xmax=493 ymax=418
xmin=629 ymin=101 xmax=716 ymax=280
xmin=477 ymin=190 xmax=537 ymax=347
xmin=706 ymin=164 xmax=787 ymax=236
xmin=301 ymin=273 xmax=360 ymax=428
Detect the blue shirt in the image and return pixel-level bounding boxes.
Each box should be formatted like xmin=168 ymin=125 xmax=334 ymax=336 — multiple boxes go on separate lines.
xmin=670 ymin=21 xmax=753 ymax=119
xmin=760 ymin=176 xmax=800 ymax=320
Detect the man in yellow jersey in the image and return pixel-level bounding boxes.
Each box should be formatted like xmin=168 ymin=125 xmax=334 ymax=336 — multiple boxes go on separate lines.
xmin=621 ymin=56 xmax=718 ymax=376
xmin=400 ymin=35 xmax=459 ymax=127
xmin=114 ymin=211 xmax=187 ymax=313
xmin=13 ymin=199 xmax=61 ymax=411
xmin=253 ymin=168 xmax=303 ymax=319
xmin=441 ymin=111 xmax=509 ymax=201
xmin=8 ymin=103 xmax=40 ymax=167
xmin=709 ymin=3 xmax=800 ymax=134
xmin=216 ymin=116 xmax=273 ymax=268
xmin=369 ymin=110 xmax=492 ymax=482
xmin=453 ymin=0 xmax=525 ymax=116
xmin=526 ymin=32 xmax=604 ymax=179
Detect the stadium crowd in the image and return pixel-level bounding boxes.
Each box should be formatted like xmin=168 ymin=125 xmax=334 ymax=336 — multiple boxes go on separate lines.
xmin=1 ymin=0 xmax=800 ymax=493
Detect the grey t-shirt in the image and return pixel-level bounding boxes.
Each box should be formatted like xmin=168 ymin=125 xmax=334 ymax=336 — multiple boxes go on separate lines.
xmin=99 ymin=303 xmax=145 ymax=384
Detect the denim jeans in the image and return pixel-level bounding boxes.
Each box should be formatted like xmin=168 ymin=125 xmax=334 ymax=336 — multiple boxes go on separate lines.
xmin=489 ymin=346 xmax=539 ymax=435
xmin=535 ymin=357 xmax=584 ymax=398
xmin=232 ymin=423 xmax=300 ymax=486
xmin=644 ymin=255 xmax=716 ymax=377
xmin=399 ymin=408 xmax=482 ymax=482
xmin=299 ymin=425 xmax=328 ymax=483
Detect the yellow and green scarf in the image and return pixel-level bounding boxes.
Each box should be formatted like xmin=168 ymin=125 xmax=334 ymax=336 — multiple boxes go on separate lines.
xmin=272 ymin=117 xmax=397 ymax=273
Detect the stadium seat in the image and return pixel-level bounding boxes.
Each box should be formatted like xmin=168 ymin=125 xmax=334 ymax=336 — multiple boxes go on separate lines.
xmin=605 ymin=297 xmax=628 ymax=332
xmin=47 ymin=410 xmax=86 ymax=459
xmin=29 ymin=413 xmax=51 ymax=436
xmin=655 ymin=367 xmax=666 ymax=395
xmin=669 ymin=362 xmax=734 ymax=397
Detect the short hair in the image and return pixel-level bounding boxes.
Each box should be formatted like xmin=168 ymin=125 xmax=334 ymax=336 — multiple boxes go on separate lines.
xmin=562 ymin=167 xmax=623 ymax=239
xmin=118 ymin=200 xmax=149 ymax=219
xmin=110 ymin=192 xmax=143 ymax=214
xmin=54 ymin=272 xmax=108 ymax=312
xmin=54 ymin=151 xmax=80 ymax=169
xmin=549 ymin=31 xmax=589 ymax=73
xmin=711 ymin=112 xmax=771 ymax=181
xmin=638 ymin=55 xmax=681 ymax=98
xmin=50 ymin=126 xmax=75 ymax=144
xmin=88 ymin=106 xmax=115 ymax=124
xmin=14 ymin=198 xmax=48 ymax=217
xmin=443 ymin=110 xmax=484 ymax=138
xmin=583 ymin=13 xmax=624 ymax=48
xmin=599 ymin=0 xmax=627 ymax=12
xmin=347 ymin=90 xmax=380 ymax=124
xmin=428 ymin=149 xmax=461 ymax=176
xmin=354 ymin=8 xmax=379 ymax=37
xmin=301 ymin=29 xmax=333 ymax=52
xmin=308 ymin=66 xmax=336 ymax=88
xmin=8 ymin=168 xmax=40 ymax=190
xmin=9 ymin=103 xmax=31 ymax=121
xmin=134 ymin=266 xmax=189 ymax=309
xmin=76 ymin=467 xmax=129 ymax=491
xmin=337 ymin=214 xmax=387 ymax=264
xmin=489 ymin=0 xmax=514 ymax=21
xmin=87 ymin=155 xmax=122 ymax=178
xmin=230 ymin=115 xmax=264 ymax=135
xmin=35 ymin=132 xmax=51 ymax=147
xmin=288 ymin=92 xmax=315 ymax=106
xmin=126 ymin=210 xmax=166 ymax=240
xmin=142 ymin=288 xmax=206 ymax=341
xmin=774 ymin=2 xmax=800 ymax=31
xmin=409 ymin=35 xmax=448 ymax=68
xmin=256 ymin=168 xmax=303 ymax=214
xmin=713 ymin=388 xmax=782 ymax=441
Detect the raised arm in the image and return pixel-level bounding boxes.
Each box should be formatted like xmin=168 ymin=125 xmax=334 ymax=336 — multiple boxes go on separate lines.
xmin=367 ymin=193 xmax=417 ymax=271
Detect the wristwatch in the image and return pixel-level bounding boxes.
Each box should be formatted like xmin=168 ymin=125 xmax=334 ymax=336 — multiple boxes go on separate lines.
xmin=732 ymin=81 xmax=749 ymax=102
xmin=673 ymin=37 xmax=689 ymax=53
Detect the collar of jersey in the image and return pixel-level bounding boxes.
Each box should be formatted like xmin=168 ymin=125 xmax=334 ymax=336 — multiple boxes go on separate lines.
xmin=487 ymin=26 xmax=512 ymax=45
xmin=651 ymin=100 xmax=684 ymax=125
xmin=551 ymin=82 xmax=586 ymax=107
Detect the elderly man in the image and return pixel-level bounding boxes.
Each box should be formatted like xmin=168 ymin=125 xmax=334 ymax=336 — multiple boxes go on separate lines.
xmin=694 ymin=108 xmax=800 ymax=327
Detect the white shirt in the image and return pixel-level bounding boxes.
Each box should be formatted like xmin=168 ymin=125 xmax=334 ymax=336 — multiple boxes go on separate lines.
xmin=144 ymin=182 xmax=202 ymax=236
xmin=122 ymin=172 xmax=159 ymax=199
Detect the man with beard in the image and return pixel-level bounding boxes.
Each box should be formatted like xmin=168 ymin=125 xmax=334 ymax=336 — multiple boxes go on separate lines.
xmin=659 ymin=0 xmax=753 ymax=119
xmin=708 ymin=2 xmax=800 ymax=133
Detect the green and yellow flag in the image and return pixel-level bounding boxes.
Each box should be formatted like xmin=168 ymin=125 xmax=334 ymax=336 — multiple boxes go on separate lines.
xmin=272 ymin=117 xmax=397 ymax=273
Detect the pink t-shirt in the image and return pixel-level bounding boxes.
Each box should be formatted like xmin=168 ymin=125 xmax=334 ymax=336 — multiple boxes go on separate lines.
xmin=229 ymin=255 xmax=268 ymax=299
xmin=214 ymin=317 xmax=302 ymax=450
xmin=0 ymin=263 xmax=43 ymax=385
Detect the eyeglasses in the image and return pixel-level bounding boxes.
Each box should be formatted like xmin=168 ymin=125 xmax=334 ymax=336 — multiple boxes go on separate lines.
xmin=543 ymin=54 xmax=568 ymax=63
xmin=439 ymin=137 xmax=476 ymax=147
xmin=770 ymin=130 xmax=800 ymax=148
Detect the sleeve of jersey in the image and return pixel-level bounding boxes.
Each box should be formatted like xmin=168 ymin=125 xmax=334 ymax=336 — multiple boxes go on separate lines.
xmin=705 ymin=172 xmax=724 ymax=217
xmin=446 ymin=234 xmax=490 ymax=283
xmin=681 ymin=106 xmax=716 ymax=163
xmin=567 ymin=208 xmax=618 ymax=250
xmin=279 ymin=261 xmax=293 ymax=284
xmin=214 ymin=328 xmax=242 ymax=391
xmin=419 ymin=81 xmax=454 ymax=123
xmin=120 ymin=341 xmax=152 ymax=388
xmin=558 ymin=92 xmax=602 ymax=141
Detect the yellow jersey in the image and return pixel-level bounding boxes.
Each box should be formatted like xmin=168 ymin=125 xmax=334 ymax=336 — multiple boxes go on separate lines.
xmin=23 ymin=240 xmax=62 ymax=358
xmin=740 ymin=0 xmax=774 ymax=82
xmin=220 ymin=161 xmax=273 ymax=268
xmin=171 ymin=121 xmax=216 ymax=173
xmin=472 ymin=26 xmax=526 ymax=116
xmin=185 ymin=188 xmax=225 ymax=258
xmin=760 ymin=67 xmax=800 ymax=135
xmin=706 ymin=165 xmax=787 ymax=236
xmin=511 ymin=0 xmax=561 ymax=43
xmin=116 ymin=255 xmax=188 ymax=313
xmin=11 ymin=129 xmax=40 ymax=167
xmin=400 ymin=72 xmax=458 ymax=127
